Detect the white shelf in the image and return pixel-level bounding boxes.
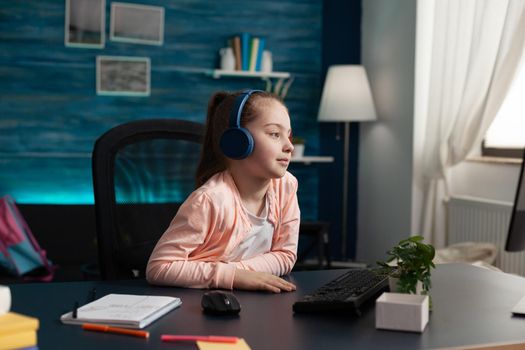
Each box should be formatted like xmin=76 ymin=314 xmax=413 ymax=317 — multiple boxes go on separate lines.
xmin=290 ymin=156 xmax=334 ymax=164
xmin=206 ymin=69 xmax=290 ymax=79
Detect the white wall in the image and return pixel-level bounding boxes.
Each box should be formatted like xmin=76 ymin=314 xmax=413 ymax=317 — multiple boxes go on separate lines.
xmin=357 ymin=0 xmax=417 ymax=264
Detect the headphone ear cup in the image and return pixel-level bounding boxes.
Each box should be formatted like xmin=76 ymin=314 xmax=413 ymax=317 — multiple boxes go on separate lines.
xmin=220 ymin=127 xmax=254 ymax=160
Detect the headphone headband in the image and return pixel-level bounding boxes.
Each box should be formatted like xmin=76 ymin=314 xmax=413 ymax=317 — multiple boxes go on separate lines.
xmin=228 ymin=89 xmax=263 ymax=128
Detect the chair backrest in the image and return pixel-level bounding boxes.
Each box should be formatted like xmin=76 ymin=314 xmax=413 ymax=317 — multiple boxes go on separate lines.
xmin=92 ymin=119 xmax=204 ymax=280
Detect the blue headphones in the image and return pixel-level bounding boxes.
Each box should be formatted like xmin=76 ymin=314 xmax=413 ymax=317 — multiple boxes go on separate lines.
xmin=219 ymin=90 xmax=263 ymax=159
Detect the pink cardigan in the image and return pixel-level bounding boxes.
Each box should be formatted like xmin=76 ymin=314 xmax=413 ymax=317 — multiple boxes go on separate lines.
xmin=146 ymin=170 xmax=300 ymax=289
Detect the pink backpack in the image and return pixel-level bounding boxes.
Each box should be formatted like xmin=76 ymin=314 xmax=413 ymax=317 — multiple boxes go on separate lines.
xmin=0 ymin=195 xmax=54 ymax=281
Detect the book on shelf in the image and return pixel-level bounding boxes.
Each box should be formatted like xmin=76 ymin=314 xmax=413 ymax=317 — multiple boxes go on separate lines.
xmin=249 ymin=37 xmax=259 ymax=72
xmin=0 ymin=312 xmax=39 ymax=350
xmin=60 ymin=293 xmax=182 ymax=329
xmin=225 ymin=33 xmax=269 ymax=72
xmin=240 ymin=32 xmax=250 ymax=71
xmin=232 ymin=36 xmax=241 ymax=70
xmin=255 ymin=37 xmax=265 ymax=72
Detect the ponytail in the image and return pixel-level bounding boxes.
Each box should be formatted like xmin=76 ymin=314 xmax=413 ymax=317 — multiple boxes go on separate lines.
xmin=195 ymin=91 xmax=232 ymax=187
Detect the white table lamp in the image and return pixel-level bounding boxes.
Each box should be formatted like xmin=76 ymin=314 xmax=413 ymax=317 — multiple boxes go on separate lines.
xmin=318 ymin=65 xmax=377 ymax=260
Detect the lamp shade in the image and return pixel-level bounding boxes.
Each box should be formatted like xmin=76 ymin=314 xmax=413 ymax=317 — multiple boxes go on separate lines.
xmin=318 ymin=65 xmax=377 ymax=122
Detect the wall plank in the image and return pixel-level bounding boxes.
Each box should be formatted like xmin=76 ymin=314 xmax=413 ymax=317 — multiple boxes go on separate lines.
xmin=0 ymin=0 xmax=322 ymax=219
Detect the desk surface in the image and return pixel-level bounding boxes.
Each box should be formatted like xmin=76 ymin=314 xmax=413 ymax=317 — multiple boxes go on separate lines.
xmin=8 ymin=263 xmax=525 ymax=350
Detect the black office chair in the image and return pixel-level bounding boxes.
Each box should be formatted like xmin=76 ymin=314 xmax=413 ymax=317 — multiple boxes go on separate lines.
xmin=92 ymin=119 xmax=205 ymax=280
xmin=295 ymin=221 xmax=332 ymax=270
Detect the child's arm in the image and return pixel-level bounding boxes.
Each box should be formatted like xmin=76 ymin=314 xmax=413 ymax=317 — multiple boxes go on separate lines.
xmin=233 ymin=269 xmax=296 ymax=293
xmin=234 ymin=175 xmax=300 ymax=276
xmin=146 ymin=192 xmax=237 ymax=289
xmin=147 ymin=258 xmax=237 ymax=289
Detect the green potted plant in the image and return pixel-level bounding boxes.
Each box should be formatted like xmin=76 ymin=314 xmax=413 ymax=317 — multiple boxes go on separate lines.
xmin=377 ymin=235 xmax=436 ymax=296
xmin=291 ymin=136 xmax=306 ymax=158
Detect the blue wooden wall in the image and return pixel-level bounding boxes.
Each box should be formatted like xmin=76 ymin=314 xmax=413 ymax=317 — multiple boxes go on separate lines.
xmin=0 ymin=0 xmax=323 ymax=219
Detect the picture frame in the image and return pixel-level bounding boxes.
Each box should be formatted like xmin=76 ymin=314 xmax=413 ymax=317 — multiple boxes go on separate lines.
xmin=96 ymin=56 xmax=151 ymax=97
xmin=110 ymin=2 xmax=164 ymax=45
xmin=65 ymin=0 xmax=105 ymax=48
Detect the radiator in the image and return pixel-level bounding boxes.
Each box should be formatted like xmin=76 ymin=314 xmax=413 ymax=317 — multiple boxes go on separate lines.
xmin=447 ymin=195 xmax=525 ymax=276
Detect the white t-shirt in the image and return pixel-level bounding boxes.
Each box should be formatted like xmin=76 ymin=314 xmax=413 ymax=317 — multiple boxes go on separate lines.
xmin=227 ymin=199 xmax=274 ymax=261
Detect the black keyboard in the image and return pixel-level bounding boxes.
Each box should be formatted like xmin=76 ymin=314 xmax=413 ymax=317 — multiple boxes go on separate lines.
xmin=293 ymin=268 xmax=389 ymax=315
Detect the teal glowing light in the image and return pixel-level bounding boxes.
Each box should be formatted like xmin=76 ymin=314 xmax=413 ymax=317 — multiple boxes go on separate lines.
xmin=10 ymin=189 xmax=95 ymax=205
xmin=11 ymin=187 xmax=190 ymax=205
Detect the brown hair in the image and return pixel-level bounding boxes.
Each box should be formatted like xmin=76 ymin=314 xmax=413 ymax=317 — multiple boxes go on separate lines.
xmin=195 ymin=90 xmax=285 ymax=187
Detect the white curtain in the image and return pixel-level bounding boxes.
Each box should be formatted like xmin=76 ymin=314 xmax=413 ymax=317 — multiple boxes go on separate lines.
xmin=416 ymin=0 xmax=525 ymax=247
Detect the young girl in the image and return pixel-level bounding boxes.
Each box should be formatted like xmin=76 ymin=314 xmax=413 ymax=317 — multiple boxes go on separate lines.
xmin=146 ymin=90 xmax=299 ymax=293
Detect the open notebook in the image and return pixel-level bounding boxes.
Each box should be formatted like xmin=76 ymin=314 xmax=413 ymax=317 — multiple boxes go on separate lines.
xmin=60 ymin=294 xmax=182 ymax=329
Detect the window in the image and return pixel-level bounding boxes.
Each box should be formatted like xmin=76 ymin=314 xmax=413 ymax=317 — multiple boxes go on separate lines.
xmin=482 ymin=61 xmax=525 ymax=158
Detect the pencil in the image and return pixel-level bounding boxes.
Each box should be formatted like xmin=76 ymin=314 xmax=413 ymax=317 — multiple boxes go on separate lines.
xmin=82 ymin=323 xmax=149 ymax=338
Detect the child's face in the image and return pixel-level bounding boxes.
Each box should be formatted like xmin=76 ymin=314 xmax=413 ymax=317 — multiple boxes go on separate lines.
xmin=241 ymin=99 xmax=294 ymax=180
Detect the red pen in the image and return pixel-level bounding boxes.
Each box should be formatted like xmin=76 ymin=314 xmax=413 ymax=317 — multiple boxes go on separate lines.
xmin=161 ymin=334 xmax=238 ymax=343
xmin=82 ymin=323 xmax=149 ymax=338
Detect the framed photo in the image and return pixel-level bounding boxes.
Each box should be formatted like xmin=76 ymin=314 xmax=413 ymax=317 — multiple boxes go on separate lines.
xmin=110 ymin=2 xmax=164 ymax=45
xmin=96 ymin=56 xmax=150 ymax=96
xmin=65 ymin=0 xmax=105 ymax=48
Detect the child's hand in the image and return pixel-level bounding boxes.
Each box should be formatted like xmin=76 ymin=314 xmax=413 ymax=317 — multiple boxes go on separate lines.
xmin=233 ymin=269 xmax=297 ymax=293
